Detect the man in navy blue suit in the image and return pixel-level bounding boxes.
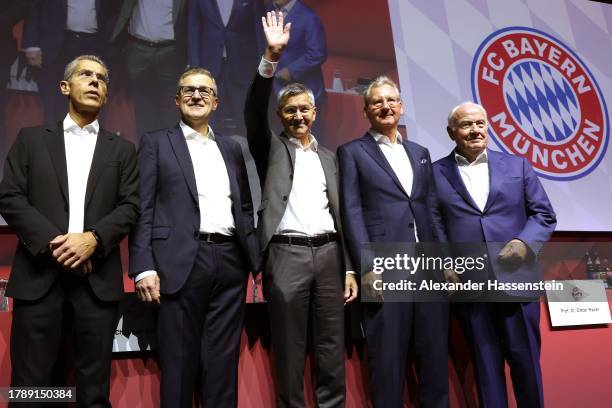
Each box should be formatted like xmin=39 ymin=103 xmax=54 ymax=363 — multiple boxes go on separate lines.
xmin=432 ymin=102 xmax=556 ymax=408
xmin=338 ymin=77 xmax=449 ymax=408
xmin=187 ymin=0 xmax=264 ymax=135
xmin=129 ymin=67 xmax=260 ymax=407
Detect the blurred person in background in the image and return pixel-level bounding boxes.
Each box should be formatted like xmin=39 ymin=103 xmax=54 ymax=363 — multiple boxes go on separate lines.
xmin=112 ymin=0 xmax=187 ymax=137
xmin=187 ymin=0 xmax=264 ymax=136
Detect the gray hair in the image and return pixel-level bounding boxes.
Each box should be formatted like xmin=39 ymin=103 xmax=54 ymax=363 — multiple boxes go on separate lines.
xmin=447 ymin=102 xmax=487 ymax=128
xmin=177 ymin=67 xmax=218 ymax=95
xmin=63 ymin=55 xmax=109 ymax=83
xmin=363 ymin=76 xmax=401 ymax=106
xmin=277 ymin=83 xmax=315 ymax=109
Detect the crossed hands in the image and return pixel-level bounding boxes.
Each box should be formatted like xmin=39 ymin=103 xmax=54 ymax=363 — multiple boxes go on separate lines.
xmin=49 ymin=232 xmax=98 ymax=275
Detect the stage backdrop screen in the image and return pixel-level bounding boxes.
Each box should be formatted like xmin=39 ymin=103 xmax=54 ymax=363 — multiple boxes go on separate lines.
xmin=389 ymin=0 xmax=611 ymax=231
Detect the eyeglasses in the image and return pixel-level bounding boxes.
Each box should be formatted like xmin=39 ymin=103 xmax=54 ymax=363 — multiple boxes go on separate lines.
xmin=75 ymin=69 xmax=108 ymax=84
xmin=368 ymin=97 xmax=400 ymax=109
xmin=179 ymin=86 xmax=216 ymax=98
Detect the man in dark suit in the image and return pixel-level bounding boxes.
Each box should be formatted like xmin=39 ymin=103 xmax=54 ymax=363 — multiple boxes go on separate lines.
xmin=245 ymin=12 xmax=357 ymax=408
xmin=0 ymin=54 xmax=139 ymax=406
xmin=129 ymin=65 xmax=260 ymax=407
xmin=111 ymin=0 xmax=187 ymax=137
xmin=432 ymin=102 xmax=556 ymax=408
xmin=338 ymin=77 xmax=449 ymax=408
xmin=22 ymin=0 xmax=120 ymax=124
xmin=187 ymin=0 xmax=264 ymax=135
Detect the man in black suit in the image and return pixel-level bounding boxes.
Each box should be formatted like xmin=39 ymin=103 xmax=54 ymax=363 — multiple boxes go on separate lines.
xmin=0 ymin=54 xmax=139 ymax=406
xmin=129 ymin=66 xmax=260 ymax=407
xmin=246 ymin=13 xmax=357 ymax=408
xmin=22 ymin=0 xmax=120 ymax=124
xmin=111 ymin=0 xmax=187 ymax=137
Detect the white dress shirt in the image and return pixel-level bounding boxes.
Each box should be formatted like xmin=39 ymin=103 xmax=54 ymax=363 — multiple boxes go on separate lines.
xmin=257 ymin=57 xmax=335 ymax=236
xmin=66 ymin=0 xmax=98 ymax=33
xmin=63 ymin=114 xmax=98 ymax=234
xmin=369 ymin=130 xmax=419 ymax=242
xmin=129 ymin=0 xmax=174 ymax=42
xmin=217 ymin=0 xmax=233 ymax=26
xmin=370 ymin=130 xmax=413 ymax=196
xmin=180 ymin=121 xmax=235 ymax=235
xmin=454 ymin=150 xmax=489 ymax=212
xmin=276 ymin=136 xmax=336 ymax=236
xmin=258 ymin=57 xmax=279 ymax=78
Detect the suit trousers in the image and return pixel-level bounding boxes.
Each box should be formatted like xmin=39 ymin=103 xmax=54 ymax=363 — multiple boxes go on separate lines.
xmin=158 ymin=239 xmax=248 ymax=408
xmin=125 ymin=39 xmax=182 ymax=137
xmin=363 ymin=301 xmax=449 ymax=408
xmin=455 ymin=302 xmax=543 ymax=408
xmin=264 ymin=241 xmax=345 ymax=408
xmin=10 ymin=272 xmax=119 ymax=408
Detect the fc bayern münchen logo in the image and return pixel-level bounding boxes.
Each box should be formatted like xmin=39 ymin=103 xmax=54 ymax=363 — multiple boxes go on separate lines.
xmin=471 ymin=27 xmax=609 ymax=180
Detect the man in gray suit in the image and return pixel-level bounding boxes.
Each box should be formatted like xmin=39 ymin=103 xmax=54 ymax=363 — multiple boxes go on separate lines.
xmin=245 ymin=12 xmax=357 ymax=408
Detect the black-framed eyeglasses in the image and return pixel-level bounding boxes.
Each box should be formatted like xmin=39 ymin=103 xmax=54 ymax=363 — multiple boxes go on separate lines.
xmin=179 ymin=86 xmax=216 ymax=98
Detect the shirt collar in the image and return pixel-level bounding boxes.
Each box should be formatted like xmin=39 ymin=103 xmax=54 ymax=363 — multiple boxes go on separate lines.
xmin=63 ymin=113 xmax=99 ymax=135
xmin=180 ymin=120 xmax=216 ymax=143
xmin=369 ymin=129 xmax=403 ymax=146
xmin=454 ymin=149 xmax=488 ymax=166
xmin=285 ymin=133 xmax=318 ymax=152
xmin=274 ymin=0 xmax=296 ymax=13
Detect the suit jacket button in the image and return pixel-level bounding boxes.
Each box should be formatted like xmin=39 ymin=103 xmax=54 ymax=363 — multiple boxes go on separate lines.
xmin=194 ymin=231 xmax=199 ymax=239
xmin=289 ymin=173 xmax=293 ymax=180
xmin=282 ymin=195 xmax=288 ymax=202
xmin=408 ymin=223 xmax=414 ymax=228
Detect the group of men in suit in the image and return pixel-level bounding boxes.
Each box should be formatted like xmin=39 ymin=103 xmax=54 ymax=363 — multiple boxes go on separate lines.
xmin=16 ymin=0 xmax=327 ymax=141
xmin=0 ymin=8 xmax=556 ymax=408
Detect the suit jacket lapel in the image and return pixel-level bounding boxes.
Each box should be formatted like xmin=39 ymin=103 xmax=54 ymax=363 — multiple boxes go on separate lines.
xmin=483 ymin=150 xmax=503 ymax=213
xmin=44 ymin=122 xmax=69 ymax=205
xmin=207 ymin=0 xmax=224 ymax=28
xmin=438 ymin=153 xmax=480 ymax=211
xmin=318 ymin=148 xmax=338 ymax=210
xmin=84 ymin=129 xmax=115 ymax=208
xmin=401 ymin=140 xmax=418 ymax=197
xmin=279 ymin=132 xmax=297 ymax=169
xmin=172 ymin=0 xmax=185 ymax=25
xmin=227 ymin=0 xmax=238 ymax=28
xmin=215 ymin=135 xmax=239 ymax=204
xmin=360 ymin=134 xmax=409 ymax=197
xmin=168 ymin=126 xmax=199 ymax=204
